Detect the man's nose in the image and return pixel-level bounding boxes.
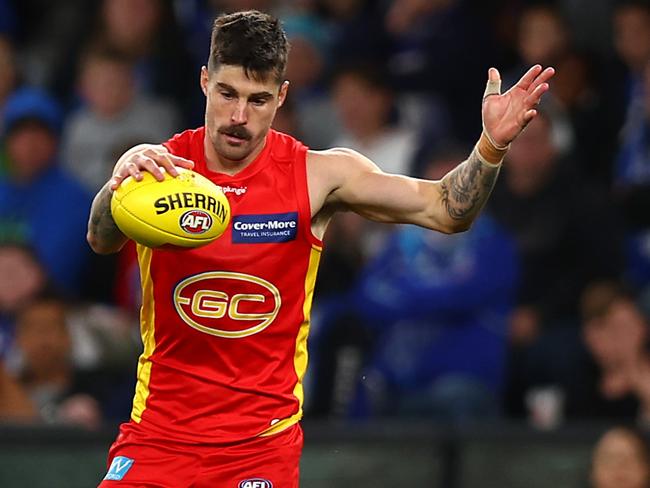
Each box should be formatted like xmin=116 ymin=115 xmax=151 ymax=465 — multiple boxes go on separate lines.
xmin=231 ymin=99 xmax=247 ymax=125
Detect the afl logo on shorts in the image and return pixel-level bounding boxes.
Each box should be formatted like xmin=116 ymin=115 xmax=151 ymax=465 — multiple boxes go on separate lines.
xmin=239 ymin=479 xmax=273 ymax=488
xmin=179 ymin=210 xmax=213 ymax=234
xmin=173 ymin=272 xmax=281 ymax=338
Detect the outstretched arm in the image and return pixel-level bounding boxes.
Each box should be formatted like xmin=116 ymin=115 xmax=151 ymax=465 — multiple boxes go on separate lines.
xmin=315 ymin=65 xmax=554 ymax=233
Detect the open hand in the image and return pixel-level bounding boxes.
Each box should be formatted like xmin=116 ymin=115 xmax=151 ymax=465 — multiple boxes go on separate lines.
xmin=109 ymin=146 xmax=195 ymax=191
xmin=482 ymin=65 xmax=555 ymax=147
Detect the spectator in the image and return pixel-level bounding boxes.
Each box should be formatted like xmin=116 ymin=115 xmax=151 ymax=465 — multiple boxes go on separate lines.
xmin=95 ymin=0 xmax=195 ymax=121
xmin=0 ymin=88 xmax=91 ymax=294
xmin=516 ymin=4 xmax=570 ymax=69
xmin=0 ymin=244 xmax=48 ymax=359
xmin=332 ymin=63 xmax=416 ymax=175
xmin=614 ymin=60 xmax=650 ymax=291
xmin=305 ymin=210 xmax=368 ymax=417
xmin=0 ymin=35 xmax=17 ymax=117
xmin=551 ymin=51 xmax=608 ymax=182
xmin=61 ymin=43 xmax=179 ymax=193
xmin=508 ymin=5 xmax=574 ymax=159
xmin=382 ymin=0 xmax=493 ymax=140
xmin=11 ymin=295 xmax=103 ymax=429
xmin=346 ymin=150 xmax=518 ymax=421
xmin=596 ymin=0 xmax=650 ymax=184
xmin=612 ymin=1 xmax=650 ymax=78
xmin=330 ymin=62 xmax=419 ymax=258
xmin=570 ymin=282 xmax=650 ymax=422
xmin=591 ymin=427 xmax=650 ymax=488
xmin=10 ymin=0 xmax=93 ymax=89
xmin=510 ymin=4 xmax=613 ymax=180
xmin=511 ymin=281 xmax=650 ymax=423
xmin=0 ymin=361 xmax=36 ymax=422
xmin=281 ymin=12 xmax=341 ymax=149
xmin=488 ymin=110 xmax=622 ymax=347
xmin=51 ymin=0 xmax=195 ymax=122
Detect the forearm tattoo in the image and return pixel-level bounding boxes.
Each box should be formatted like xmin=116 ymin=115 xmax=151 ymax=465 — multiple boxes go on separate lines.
xmin=439 ymin=149 xmax=501 ymax=222
xmin=88 ymin=184 xmax=124 ymax=249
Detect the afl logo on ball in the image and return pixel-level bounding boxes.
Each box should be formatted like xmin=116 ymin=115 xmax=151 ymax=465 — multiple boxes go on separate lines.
xmin=239 ymin=479 xmax=273 ymax=488
xmin=179 ymin=210 xmax=213 ymax=234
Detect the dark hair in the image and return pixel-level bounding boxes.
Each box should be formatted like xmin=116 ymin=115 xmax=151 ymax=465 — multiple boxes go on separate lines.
xmin=208 ymin=10 xmax=289 ymax=83
xmin=80 ymin=41 xmax=134 ymax=69
xmin=332 ymin=61 xmax=392 ymax=93
xmin=614 ymin=0 xmax=650 ymax=13
xmin=580 ymin=280 xmax=637 ymax=323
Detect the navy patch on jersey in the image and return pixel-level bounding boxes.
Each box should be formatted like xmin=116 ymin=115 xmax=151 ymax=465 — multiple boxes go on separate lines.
xmin=232 ymin=212 xmax=298 ymax=244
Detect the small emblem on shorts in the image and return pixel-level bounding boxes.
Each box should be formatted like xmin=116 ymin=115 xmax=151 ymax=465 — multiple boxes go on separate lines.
xmin=104 ymin=456 xmax=135 ymax=481
xmin=239 ymin=478 xmax=273 ymax=488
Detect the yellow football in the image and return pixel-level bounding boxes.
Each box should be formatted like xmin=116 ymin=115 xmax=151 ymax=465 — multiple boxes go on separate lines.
xmin=110 ymin=168 xmax=230 ymax=248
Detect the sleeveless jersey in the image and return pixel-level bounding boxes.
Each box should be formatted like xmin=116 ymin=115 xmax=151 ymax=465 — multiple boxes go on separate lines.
xmin=130 ymin=127 xmax=322 ymax=443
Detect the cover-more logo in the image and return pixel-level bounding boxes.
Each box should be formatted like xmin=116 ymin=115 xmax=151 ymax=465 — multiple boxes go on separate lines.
xmin=173 ymin=272 xmax=281 ymax=338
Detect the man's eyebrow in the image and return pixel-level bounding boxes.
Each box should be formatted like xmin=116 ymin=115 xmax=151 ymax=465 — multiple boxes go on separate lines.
xmin=249 ymin=92 xmax=274 ymax=100
xmin=216 ymin=82 xmax=273 ymax=99
xmin=216 ymin=82 xmax=237 ymax=93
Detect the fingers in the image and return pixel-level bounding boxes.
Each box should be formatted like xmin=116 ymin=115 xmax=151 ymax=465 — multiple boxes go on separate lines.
xmin=515 ymin=64 xmax=543 ymax=91
xmin=108 ymin=174 xmax=124 ymax=191
xmin=483 ymin=67 xmax=502 ymax=99
xmin=527 ymin=66 xmax=555 ymax=94
xmin=110 ymin=149 xmax=195 ymax=189
xmin=135 ymin=154 xmax=165 ymax=181
xmin=158 ymin=154 xmax=195 ymax=177
xmin=142 ymin=149 xmax=194 ymax=178
xmin=525 ymin=82 xmax=550 ymax=107
xmin=523 ymin=109 xmax=537 ymax=124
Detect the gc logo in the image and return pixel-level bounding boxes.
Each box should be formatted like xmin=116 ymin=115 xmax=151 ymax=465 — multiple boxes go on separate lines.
xmin=173 ymin=271 xmax=281 ymax=338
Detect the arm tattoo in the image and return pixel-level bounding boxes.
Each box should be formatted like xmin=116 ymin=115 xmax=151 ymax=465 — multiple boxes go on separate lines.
xmin=439 ymin=149 xmax=501 ymax=223
xmin=88 ymin=184 xmax=125 ymax=251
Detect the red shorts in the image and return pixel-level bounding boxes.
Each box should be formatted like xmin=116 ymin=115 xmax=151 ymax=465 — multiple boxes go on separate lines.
xmin=98 ymin=421 xmax=303 ymax=488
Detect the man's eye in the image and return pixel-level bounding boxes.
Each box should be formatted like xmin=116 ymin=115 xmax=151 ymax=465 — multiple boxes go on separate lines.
xmin=221 ymin=92 xmax=234 ymax=100
xmin=251 ymin=99 xmax=266 ymax=106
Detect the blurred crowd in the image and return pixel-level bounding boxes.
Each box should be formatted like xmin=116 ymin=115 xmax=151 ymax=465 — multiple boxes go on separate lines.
xmin=0 ymin=0 xmax=650 ymax=433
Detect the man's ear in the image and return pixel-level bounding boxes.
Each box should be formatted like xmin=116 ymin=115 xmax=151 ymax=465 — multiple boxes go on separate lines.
xmin=200 ymin=66 xmax=209 ymax=96
xmin=278 ymin=81 xmax=290 ymax=107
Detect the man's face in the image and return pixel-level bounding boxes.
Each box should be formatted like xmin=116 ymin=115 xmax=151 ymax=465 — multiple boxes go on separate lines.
xmin=201 ymin=64 xmax=288 ymax=164
xmin=17 ymin=301 xmax=71 ymax=376
xmin=333 ymin=73 xmax=391 ymax=140
xmin=584 ymin=300 xmax=648 ymax=368
xmin=592 ymin=430 xmax=650 ymax=488
xmin=81 ymin=58 xmax=134 ymax=118
xmin=5 ymin=121 xmax=58 ymax=181
xmin=614 ymin=6 xmax=650 ymax=72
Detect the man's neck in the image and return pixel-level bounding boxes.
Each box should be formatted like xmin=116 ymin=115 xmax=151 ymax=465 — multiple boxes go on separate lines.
xmin=203 ymin=133 xmax=268 ymax=176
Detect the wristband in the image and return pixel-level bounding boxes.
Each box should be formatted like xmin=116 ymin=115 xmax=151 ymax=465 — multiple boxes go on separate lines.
xmin=476 ymin=131 xmax=509 ymax=166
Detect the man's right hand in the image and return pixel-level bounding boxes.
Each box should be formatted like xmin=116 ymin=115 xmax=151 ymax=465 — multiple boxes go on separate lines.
xmin=109 ymin=144 xmax=195 ymax=191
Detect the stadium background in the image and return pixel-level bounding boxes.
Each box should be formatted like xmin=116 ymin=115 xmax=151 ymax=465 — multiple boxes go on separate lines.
xmin=1 ymin=0 xmax=650 ymax=486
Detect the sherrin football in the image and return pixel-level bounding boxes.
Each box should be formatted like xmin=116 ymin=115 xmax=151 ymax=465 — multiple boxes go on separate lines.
xmin=111 ymin=167 xmax=231 ymax=248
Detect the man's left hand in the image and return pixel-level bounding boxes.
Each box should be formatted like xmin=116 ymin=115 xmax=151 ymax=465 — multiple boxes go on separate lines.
xmin=482 ymin=65 xmax=555 ymax=148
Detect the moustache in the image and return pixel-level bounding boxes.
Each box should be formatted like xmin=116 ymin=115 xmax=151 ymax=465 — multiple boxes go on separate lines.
xmin=218 ymin=126 xmax=252 ymax=141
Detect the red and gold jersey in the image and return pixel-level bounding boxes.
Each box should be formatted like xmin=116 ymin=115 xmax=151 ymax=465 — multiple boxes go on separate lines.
xmin=130 ymin=127 xmax=322 ymax=443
